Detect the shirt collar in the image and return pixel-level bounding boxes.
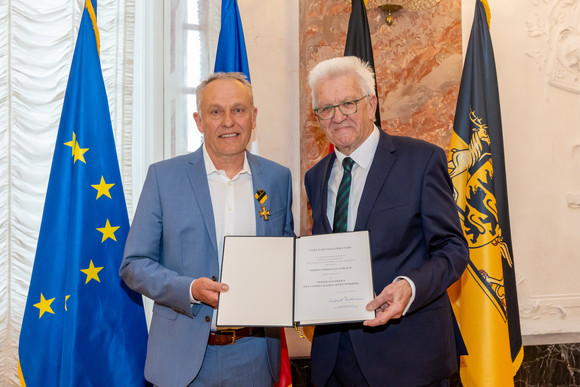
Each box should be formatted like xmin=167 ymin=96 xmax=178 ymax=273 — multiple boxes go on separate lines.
xmin=334 ymin=125 xmax=380 ymax=170
xmin=202 ymin=144 xmax=252 ymax=178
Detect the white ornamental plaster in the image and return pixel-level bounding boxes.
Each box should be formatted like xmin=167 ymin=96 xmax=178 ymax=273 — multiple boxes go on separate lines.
xmin=518 ymin=275 xmax=580 ymax=338
xmin=526 ymin=0 xmax=580 ymax=94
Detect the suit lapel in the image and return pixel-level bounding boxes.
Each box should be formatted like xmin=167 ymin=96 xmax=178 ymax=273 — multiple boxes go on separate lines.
xmin=355 ymin=130 xmax=396 ymax=230
xmin=320 ymin=153 xmax=336 ymax=234
xmin=248 ymin=152 xmax=266 ymax=236
xmin=185 ymin=149 xmax=218 ymax=257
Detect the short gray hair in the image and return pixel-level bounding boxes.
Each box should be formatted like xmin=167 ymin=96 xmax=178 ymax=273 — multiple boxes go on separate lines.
xmin=195 ymin=72 xmax=253 ymax=112
xmin=308 ymin=56 xmax=376 ymax=108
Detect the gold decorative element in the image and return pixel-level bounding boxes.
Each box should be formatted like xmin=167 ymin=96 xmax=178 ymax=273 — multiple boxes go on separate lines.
xmin=293 ymin=322 xmax=307 ymax=339
xmin=368 ymin=0 xmax=442 ymax=25
xmin=259 ymin=206 xmax=271 ymax=221
xmin=378 ymin=4 xmax=402 ymax=26
xmin=293 ymin=323 xmax=315 ymax=342
xmin=255 ymin=190 xmax=270 ymax=221
xmin=368 ymin=0 xmax=441 ymax=12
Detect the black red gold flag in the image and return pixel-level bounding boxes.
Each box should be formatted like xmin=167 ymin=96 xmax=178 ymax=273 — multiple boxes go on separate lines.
xmin=344 ymin=0 xmax=381 ymax=125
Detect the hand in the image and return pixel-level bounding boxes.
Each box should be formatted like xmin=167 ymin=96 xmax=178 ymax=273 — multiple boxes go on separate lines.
xmin=191 ymin=277 xmax=229 ymax=308
xmin=363 ymin=279 xmax=412 ymax=327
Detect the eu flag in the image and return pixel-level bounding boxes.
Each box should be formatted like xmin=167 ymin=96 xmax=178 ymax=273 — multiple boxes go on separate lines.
xmin=18 ymin=1 xmax=148 ymax=385
xmin=447 ymin=0 xmax=523 ymax=385
xmin=214 ymin=0 xmax=251 ymax=82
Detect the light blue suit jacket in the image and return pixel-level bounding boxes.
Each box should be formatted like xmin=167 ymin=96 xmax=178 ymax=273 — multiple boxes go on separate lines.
xmin=120 ymin=147 xmax=294 ymax=387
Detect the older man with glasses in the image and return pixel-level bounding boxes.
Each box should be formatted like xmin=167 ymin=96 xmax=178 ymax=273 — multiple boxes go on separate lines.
xmin=304 ymin=56 xmax=469 ymax=387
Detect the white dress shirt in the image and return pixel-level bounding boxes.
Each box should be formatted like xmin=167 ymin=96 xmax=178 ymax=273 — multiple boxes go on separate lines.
xmin=191 ymin=146 xmax=256 ymax=330
xmin=326 ymin=126 xmax=380 ymax=230
xmin=203 ymin=145 xmax=256 ymax=272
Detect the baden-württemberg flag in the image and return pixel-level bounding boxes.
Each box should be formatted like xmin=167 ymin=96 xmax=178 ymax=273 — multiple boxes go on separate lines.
xmin=447 ymin=0 xmax=523 ymax=385
xmin=18 ymin=1 xmax=148 ymax=385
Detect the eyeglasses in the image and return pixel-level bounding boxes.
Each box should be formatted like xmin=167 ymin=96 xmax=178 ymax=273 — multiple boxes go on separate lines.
xmin=313 ymin=96 xmax=369 ymax=120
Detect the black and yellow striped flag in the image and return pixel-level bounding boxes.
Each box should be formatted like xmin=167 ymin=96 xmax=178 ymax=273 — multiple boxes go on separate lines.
xmin=447 ymin=1 xmax=523 ymax=385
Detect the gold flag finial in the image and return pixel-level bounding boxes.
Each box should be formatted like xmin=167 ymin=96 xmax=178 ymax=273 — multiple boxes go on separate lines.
xmin=480 ymin=0 xmax=491 ymax=28
xmin=86 ymin=0 xmax=101 ymax=56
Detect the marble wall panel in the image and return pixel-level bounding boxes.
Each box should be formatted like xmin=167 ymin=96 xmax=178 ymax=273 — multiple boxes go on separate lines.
xmin=299 ymin=0 xmax=462 ymax=234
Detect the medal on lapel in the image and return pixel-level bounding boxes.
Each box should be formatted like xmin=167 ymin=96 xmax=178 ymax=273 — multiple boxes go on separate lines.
xmin=255 ymin=189 xmax=270 ymax=221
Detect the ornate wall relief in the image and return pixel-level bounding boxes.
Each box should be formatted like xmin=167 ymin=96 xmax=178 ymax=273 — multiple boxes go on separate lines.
xmin=526 ymin=0 xmax=580 ymax=93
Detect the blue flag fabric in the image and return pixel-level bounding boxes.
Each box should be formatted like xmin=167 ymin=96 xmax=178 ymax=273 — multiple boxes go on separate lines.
xmin=18 ymin=1 xmax=148 ymax=386
xmin=214 ymin=0 xmax=251 ymax=82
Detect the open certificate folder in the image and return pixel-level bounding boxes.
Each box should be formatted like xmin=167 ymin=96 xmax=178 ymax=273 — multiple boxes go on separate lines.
xmin=216 ymin=231 xmax=375 ymax=327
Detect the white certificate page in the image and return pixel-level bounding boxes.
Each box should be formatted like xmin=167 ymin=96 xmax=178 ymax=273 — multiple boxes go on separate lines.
xmin=294 ymin=231 xmax=375 ymax=325
xmin=217 ymin=236 xmax=295 ymax=327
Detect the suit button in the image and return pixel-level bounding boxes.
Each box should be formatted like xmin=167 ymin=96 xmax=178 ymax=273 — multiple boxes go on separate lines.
xmin=205 ymin=316 xmax=211 ymax=323
xmin=211 ymin=276 xmax=217 ymax=281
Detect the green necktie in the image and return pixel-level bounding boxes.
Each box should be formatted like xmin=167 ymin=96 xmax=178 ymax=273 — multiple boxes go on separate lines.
xmin=333 ymin=157 xmax=355 ymax=233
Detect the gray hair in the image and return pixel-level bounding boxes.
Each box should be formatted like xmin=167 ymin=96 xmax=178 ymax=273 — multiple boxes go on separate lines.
xmin=195 ymin=72 xmax=253 ymax=112
xmin=308 ymin=56 xmax=376 ymax=108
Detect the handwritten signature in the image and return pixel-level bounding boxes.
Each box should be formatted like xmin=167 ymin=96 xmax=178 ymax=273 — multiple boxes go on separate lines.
xmin=328 ymin=296 xmax=364 ymax=303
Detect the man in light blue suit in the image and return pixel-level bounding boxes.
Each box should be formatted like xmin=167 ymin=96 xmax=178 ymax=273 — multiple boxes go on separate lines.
xmin=120 ymin=72 xmax=294 ymax=386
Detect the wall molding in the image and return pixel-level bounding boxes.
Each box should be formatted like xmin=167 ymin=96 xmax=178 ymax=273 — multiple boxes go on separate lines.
xmin=518 ymin=280 xmax=580 ymax=336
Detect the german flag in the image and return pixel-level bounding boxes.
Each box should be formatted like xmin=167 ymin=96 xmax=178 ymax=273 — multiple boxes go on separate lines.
xmin=344 ymin=0 xmax=380 ymax=124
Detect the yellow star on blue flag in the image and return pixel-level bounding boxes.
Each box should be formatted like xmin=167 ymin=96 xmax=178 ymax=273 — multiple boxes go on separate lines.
xmin=33 ymin=294 xmax=55 ymax=319
xmin=97 ymin=219 xmax=120 ymax=242
xmin=64 ymin=131 xmax=89 ymax=163
xmin=91 ymin=176 xmax=115 ymax=199
xmin=80 ymin=260 xmax=104 ymax=284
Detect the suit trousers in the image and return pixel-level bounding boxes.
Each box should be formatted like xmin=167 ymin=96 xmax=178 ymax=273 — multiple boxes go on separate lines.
xmin=324 ymin=331 xmax=370 ymax=387
xmin=188 ymin=336 xmax=273 ymax=387
xmin=322 ymin=331 xmax=451 ymax=387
